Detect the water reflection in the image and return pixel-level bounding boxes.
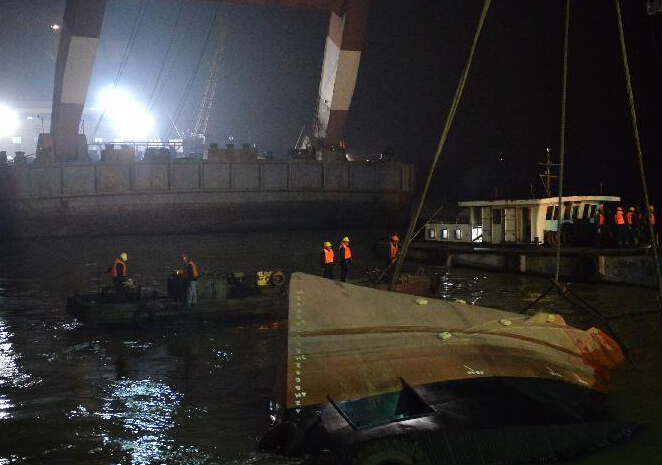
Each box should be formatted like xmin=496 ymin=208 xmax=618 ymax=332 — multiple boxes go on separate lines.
xmin=0 ymin=318 xmax=36 ymax=421
xmin=96 ymin=378 xmax=209 ymax=464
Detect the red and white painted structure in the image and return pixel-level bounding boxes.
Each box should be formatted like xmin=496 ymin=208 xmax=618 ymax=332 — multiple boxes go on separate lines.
xmin=49 ymin=0 xmax=370 ymax=161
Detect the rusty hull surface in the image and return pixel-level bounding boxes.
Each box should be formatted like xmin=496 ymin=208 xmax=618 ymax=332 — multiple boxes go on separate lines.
xmin=286 ymin=273 xmax=624 ymax=410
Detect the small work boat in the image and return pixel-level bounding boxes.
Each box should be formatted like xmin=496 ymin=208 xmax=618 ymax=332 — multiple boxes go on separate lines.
xmin=66 ymin=271 xmax=287 ymax=329
xmin=260 ymin=273 xmax=635 ymax=464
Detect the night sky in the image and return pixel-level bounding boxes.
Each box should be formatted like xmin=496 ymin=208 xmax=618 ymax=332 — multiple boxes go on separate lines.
xmin=0 ymin=0 xmax=660 ymax=205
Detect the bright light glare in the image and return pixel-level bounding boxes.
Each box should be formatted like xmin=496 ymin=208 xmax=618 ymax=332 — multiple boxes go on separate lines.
xmin=0 ymin=105 xmax=19 ymax=139
xmin=50 ymin=24 xmax=60 ymax=31
xmin=98 ymin=87 xmax=154 ymax=141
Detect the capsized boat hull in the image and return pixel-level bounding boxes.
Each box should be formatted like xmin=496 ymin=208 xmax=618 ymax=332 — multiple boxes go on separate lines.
xmin=260 ymin=273 xmax=634 ymax=463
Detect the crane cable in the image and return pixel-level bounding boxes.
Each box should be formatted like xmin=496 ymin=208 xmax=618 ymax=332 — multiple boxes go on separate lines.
xmin=145 ymin=1 xmax=185 ymax=113
xmin=554 ymin=0 xmax=570 ymax=283
xmin=389 ymin=0 xmax=492 ymax=290
xmin=614 ymin=0 xmax=662 ymax=311
xmin=90 ymin=0 xmax=147 ymax=142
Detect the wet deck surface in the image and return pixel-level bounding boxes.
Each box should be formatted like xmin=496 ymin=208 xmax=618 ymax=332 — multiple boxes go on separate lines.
xmin=0 ymin=229 xmax=660 ymax=464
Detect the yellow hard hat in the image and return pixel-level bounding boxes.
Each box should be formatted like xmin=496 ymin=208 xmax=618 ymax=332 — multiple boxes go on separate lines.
xmin=617 ymin=206 xmax=623 ymax=211
xmin=342 ymin=236 xmax=350 ymax=243
xmin=120 ymin=252 xmax=128 ymax=261
xmin=629 ymin=207 xmax=635 ymax=211
xmin=324 ymin=241 xmax=332 ymax=248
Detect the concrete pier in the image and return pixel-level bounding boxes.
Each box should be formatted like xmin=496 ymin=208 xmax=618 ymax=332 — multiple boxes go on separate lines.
xmin=0 ymin=160 xmax=414 ymax=237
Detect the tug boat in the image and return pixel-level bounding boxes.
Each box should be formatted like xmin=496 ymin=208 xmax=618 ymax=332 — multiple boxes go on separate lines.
xmin=66 ymin=270 xmax=287 ymax=329
xmin=259 ymin=273 xmax=635 ymax=464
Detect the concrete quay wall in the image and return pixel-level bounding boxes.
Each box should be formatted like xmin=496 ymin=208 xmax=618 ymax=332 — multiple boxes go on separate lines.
xmin=0 ymin=160 xmax=414 ymax=237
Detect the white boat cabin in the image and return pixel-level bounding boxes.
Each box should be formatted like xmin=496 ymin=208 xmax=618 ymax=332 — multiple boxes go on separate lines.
xmin=425 ymin=196 xmax=620 ymax=244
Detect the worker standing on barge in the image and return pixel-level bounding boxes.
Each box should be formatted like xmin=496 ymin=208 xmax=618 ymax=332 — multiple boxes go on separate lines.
xmin=181 ymin=254 xmax=199 ymax=306
xmin=107 ymin=252 xmax=128 ymax=295
xmin=388 ymin=235 xmax=400 ymax=265
xmin=626 ymin=207 xmax=637 ymax=246
xmin=614 ymin=206 xmax=627 ymax=248
xmin=338 ymin=237 xmax=352 ymax=282
xmin=594 ymin=206 xmax=605 ymax=248
xmin=320 ymin=241 xmax=335 ymax=279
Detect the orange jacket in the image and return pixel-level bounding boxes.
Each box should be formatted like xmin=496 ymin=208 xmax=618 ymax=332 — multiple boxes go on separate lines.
xmin=184 ymin=260 xmax=199 ymax=280
xmin=389 ymin=241 xmax=399 ymax=260
xmin=321 ymin=248 xmax=334 ymax=266
xmin=339 ymin=243 xmax=352 ymax=260
xmin=110 ymin=258 xmax=127 ymax=278
xmin=614 ymin=211 xmax=625 ymax=225
xmin=626 ymin=211 xmax=634 ymax=225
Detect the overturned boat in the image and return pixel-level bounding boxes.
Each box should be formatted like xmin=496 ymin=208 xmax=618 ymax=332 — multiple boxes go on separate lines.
xmin=67 ymin=270 xmax=287 ymax=329
xmin=259 ymin=273 xmax=635 ymax=464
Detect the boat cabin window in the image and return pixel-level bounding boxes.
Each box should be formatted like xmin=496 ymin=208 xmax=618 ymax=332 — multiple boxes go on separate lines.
xmin=590 ymin=205 xmax=597 ymax=218
xmin=441 ymin=229 xmax=448 ymax=239
xmin=572 ymin=206 xmax=579 ymax=219
xmin=563 ymin=205 xmax=572 ymax=220
xmin=546 ymin=206 xmax=554 ymax=220
xmin=427 ymin=228 xmax=436 ymax=239
xmin=454 ymin=229 xmax=462 ymax=240
xmin=492 ymin=209 xmax=502 ymax=224
xmin=582 ymin=204 xmax=590 ymax=219
xmin=473 ymin=207 xmax=482 ymax=226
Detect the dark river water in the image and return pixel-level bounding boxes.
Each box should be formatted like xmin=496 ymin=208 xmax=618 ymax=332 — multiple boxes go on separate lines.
xmin=0 ymin=230 xmax=661 ymax=464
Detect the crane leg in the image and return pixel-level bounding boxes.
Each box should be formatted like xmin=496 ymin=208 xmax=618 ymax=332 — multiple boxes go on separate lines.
xmin=51 ymin=0 xmax=107 ymax=162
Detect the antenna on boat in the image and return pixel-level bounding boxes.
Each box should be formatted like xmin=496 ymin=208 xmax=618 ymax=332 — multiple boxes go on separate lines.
xmin=538 ymin=147 xmax=559 ymax=198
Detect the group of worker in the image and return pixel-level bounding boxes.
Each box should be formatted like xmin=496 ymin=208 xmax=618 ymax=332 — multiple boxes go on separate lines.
xmin=106 ymin=252 xmax=199 ymax=305
xmin=595 ymin=204 xmax=657 ymax=248
xmin=320 ymin=234 xmax=401 ymax=282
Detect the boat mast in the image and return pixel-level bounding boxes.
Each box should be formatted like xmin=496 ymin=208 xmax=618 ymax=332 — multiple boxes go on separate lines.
xmin=538 ymin=147 xmax=559 ymax=198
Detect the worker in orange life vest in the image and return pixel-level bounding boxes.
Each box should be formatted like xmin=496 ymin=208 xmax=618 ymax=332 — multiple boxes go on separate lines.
xmin=180 ymin=253 xmax=200 ymax=306
xmin=338 ymin=236 xmax=352 ymax=282
xmin=594 ymin=205 xmax=605 ymax=248
xmin=106 ymin=252 xmax=128 ymax=295
xmin=320 ymin=241 xmax=334 ymax=279
xmin=614 ymin=206 xmax=627 ymax=248
xmin=626 ymin=207 xmax=637 ymax=246
xmin=388 ymin=235 xmax=400 ymax=266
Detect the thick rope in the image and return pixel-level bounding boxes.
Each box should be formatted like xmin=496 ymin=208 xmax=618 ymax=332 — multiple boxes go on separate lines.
xmin=554 ymin=0 xmax=570 ymax=282
xmin=390 ymin=0 xmax=492 ymax=289
xmin=614 ymin=0 xmax=662 ymax=311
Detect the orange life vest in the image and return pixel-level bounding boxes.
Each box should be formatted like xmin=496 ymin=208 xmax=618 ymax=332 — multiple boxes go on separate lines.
xmin=339 ymin=243 xmax=352 ymax=260
xmin=185 ymin=260 xmax=199 ymax=280
xmin=626 ymin=211 xmax=634 ymax=225
xmin=389 ymin=242 xmax=399 ymax=260
xmin=651 ymin=213 xmax=656 ymax=226
xmin=323 ymin=248 xmax=334 ymax=264
xmin=110 ymin=258 xmax=127 ymax=278
xmin=598 ymin=213 xmax=605 ymax=226
xmin=614 ymin=211 xmax=625 ymax=225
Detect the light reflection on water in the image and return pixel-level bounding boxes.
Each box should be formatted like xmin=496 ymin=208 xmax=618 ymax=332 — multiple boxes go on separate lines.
xmin=94 ymin=378 xmax=209 ymax=465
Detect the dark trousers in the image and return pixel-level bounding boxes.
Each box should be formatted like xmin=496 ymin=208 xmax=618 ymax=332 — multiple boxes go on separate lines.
xmin=340 ymin=260 xmax=350 ymax=282
xmin=595 ymin=228 xmax=602 ymax=248
xmin=616 ymin=224 xmax=627 ymax=247
xmin=322 ymin=263 xmax=334 ymax=279
xmin=113 ymin=277 xmax=126 ymax=299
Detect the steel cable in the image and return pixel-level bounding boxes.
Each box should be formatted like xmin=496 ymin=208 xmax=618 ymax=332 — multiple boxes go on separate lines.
xmin=614 ymin=0 xmax=662 ymax=312
xmin=390 ymin=0 xmax=492 ymax=289
xmin=554 ymin=0 xmax=570 ymax=283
